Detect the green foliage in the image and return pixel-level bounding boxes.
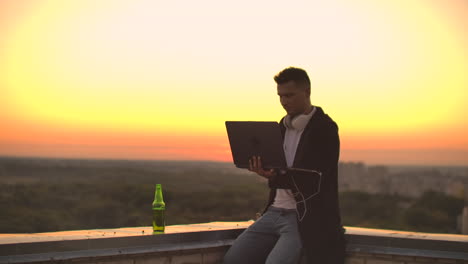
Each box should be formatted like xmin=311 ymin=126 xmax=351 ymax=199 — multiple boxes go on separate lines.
xmin=340 ymin=190 xmax=464 ymax=233
xmin=0 ymin=158 xmax=464 ymax=234
xmin=0 ymin=158 xmax=269 ymax=233
xmin=403 ymin=190 xmax=464 ymax=233
xmin=339 ymin=191 xmax=408 ymax=229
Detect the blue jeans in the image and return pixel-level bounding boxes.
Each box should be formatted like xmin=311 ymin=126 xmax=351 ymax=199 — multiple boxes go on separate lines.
xmin=223 ymin=207 xmax=303 ymax=264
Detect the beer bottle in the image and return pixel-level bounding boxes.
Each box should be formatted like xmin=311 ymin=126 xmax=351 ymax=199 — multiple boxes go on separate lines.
xmin=152 ymin=184 xmax=165 ymax=234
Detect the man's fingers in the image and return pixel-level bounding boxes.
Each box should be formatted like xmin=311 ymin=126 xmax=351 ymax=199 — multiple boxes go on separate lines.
xmin=248 ymin=156 xmax=272 ymax=178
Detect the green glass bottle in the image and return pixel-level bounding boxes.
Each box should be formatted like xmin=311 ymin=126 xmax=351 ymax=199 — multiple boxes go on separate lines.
xmin=152 ymin=184 xmax=166 ymax=234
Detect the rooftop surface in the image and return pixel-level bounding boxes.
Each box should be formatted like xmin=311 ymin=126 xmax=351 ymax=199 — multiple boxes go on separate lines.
xmin=0 ymin=222 xmax=253 ymax=245
xmin=1 ymin=222 xmax=467 ymax=245
xmin=1 ymin=222 xmax=468 ymax=263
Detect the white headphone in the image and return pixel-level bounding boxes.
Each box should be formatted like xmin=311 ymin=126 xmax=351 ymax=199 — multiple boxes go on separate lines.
xmin=283 ymin=114 xmax=310 ymax=130
xmin=283 ymin=106 xmax=316 ymax=130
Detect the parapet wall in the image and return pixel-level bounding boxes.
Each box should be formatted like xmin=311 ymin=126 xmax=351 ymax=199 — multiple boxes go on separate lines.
xmin=0 ymin=222 xmax=467 ymax=264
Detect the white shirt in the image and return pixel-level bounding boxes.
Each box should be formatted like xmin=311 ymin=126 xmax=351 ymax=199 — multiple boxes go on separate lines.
xmin=272 ymin=107 xmax=316 ymax=209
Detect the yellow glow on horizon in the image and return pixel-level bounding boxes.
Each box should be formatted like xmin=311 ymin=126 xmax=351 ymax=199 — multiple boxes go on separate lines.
xmin=1 ymin=0 xmax=467 ymax=165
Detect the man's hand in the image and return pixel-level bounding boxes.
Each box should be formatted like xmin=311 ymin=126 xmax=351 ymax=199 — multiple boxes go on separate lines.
xmin=248 ymin=156 xmax=277 ymax=178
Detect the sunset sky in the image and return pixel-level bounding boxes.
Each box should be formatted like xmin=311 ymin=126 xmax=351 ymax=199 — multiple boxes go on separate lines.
xmin=1 ymin=0 xmax=467 ymax=165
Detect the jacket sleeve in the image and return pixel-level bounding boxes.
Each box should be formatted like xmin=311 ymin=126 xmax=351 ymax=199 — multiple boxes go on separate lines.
xmin=268 ymin=170 xmax=294 ymax=189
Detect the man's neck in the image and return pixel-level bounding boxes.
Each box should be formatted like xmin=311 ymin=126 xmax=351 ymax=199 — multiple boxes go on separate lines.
xmin=289 ymin=105 xmax=314 ymax=120
xmin=303 ymin=104 xmax=314 ymax=115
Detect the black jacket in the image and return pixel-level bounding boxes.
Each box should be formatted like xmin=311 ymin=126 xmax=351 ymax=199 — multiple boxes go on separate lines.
xmin=265 ymin=106 xmax=345 ymax=264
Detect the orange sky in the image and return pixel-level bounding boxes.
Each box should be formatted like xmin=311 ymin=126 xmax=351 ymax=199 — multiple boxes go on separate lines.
xmin=1 ymin=0 xmax=467 ymax=165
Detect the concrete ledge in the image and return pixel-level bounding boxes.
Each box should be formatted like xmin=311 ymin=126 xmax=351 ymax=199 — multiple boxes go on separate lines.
xmin=0 ymin=223 xmax=467 ymax=264
xmin=0 ymin=230 xmax=241 ymax=263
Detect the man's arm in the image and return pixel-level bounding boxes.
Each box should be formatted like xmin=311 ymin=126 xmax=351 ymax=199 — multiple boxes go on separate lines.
xmin=248 ymin=156 xmax=296 ymax=189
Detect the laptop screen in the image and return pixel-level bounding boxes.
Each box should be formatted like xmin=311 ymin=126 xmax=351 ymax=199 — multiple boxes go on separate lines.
xmin=225 ymin=121 xmax=286 ymax=169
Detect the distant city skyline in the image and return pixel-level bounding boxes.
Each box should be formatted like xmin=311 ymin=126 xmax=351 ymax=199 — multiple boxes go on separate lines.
xmin=1 ymin=0 xmax=467 ymax=166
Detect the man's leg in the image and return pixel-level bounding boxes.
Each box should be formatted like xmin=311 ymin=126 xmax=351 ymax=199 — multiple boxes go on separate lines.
xmin=265 ymin=212 xmax=302 ymax=264
xmin=223 ymin=210 xmax=280 ymax=264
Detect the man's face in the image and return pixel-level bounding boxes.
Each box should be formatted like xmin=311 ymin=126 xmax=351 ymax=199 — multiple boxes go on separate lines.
xmin=277 ymin=81 xmax=310 ymax=117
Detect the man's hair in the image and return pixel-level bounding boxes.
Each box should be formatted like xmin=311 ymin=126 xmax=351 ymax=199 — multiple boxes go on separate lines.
xmin=274 ymin=67 xmax=311 ymax=93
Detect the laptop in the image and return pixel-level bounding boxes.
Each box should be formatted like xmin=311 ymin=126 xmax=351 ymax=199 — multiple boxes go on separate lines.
xmin=225 ymin=121 xmax=287 ymax=169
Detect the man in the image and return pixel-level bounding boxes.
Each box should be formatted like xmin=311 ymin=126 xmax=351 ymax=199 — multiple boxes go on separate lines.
xmin=223 ymin=67 xmax=345 ymax=264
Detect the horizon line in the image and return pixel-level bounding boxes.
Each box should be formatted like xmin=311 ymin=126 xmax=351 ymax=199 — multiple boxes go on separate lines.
xmin=0 ymin=154 xmax=467 ymax=168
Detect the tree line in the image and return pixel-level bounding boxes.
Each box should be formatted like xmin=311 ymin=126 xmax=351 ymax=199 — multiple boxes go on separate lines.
xmin=0 ymin=157 xmax=464 ymax=234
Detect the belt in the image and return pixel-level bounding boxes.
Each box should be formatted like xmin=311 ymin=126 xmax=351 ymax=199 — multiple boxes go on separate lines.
xmin=268 ymin=206 xmax=297 ymax=214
